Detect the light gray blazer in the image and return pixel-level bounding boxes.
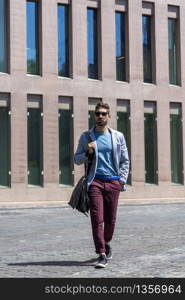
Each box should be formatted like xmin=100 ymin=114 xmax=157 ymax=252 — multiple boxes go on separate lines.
xmin=74 ymin=127 xmax=130 ymax=191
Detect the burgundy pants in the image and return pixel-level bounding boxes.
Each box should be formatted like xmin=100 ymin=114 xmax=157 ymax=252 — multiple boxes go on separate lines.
xmin=88 ymin=179 xmax=121 ymax=254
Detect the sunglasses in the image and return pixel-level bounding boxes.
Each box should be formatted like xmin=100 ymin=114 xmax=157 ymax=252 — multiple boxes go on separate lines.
xmin=95 ymin=112 xmax=109 ymax=117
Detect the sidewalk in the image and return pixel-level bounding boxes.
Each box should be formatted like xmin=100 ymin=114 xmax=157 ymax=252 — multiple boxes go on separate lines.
xmin=0 ymin=201 xmax=185 ymax=278
xmin=0 ymin=196 xmax=185 ymax=209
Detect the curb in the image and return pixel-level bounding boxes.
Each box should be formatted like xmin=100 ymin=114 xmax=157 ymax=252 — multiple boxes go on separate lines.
xmin=0 ymin=198 xmax=185 ymax=209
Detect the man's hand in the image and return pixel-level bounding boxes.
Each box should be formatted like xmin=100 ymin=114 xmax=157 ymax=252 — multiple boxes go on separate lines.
xmin=120 ymin=184 xmax=127 ymax=191
xmin=87 ymin=142 xmax=96 ymax=154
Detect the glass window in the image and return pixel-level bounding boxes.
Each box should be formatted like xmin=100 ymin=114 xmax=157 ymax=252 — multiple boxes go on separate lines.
xmin=0 ymin=106 xmax=10 ymax=187
xmin=142 ymin=15 xmax=152 ymax=83
xmin=59 ymin=99 xmax=73 ymax=186
xmin=117 ymin=101 xmax=131 ymax=184
xmin=88 ymin=98 xmax=101 ymax=129
xmin=170 ymin=104 xmax=183 ymax=184
xmin=58 ymin=4 xmax=70 ymax=77
xmin=27 ymin=107 xmax=43 ymax=186
xmin=0 ymin=0 xmax=8 ymax=73
xmin=88 ymin=109 xmax=95 ymax=129
xmin=26 ymin=0 xmax=40 ymax=75
xmin=168 ymin=18 xmax=178 ymax=85
xmin=87 ymin=8 xmax=99 ymax=79
xmin=115 ymin=12 xmax=126 ymax=81
xmin=144 ymin=102 xmax=158 ymax=184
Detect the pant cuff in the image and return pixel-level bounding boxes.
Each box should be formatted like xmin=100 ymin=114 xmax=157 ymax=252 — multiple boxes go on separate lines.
xmin=96 ymin=248 xmax=106 ymax=254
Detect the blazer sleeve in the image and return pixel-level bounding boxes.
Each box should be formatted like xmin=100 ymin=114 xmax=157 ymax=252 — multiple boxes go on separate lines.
xmin=119 ymin=134 xmax=130 ymax=185
xmin=74 ymin=133 xmax=89 ymax=165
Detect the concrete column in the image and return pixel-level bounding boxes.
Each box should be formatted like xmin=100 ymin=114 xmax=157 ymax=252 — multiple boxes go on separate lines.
xmin=42 ymin=0 xmax=58 ymax=76
xmin=42 ymin=93 xmax=59 ymax=185
xmin=73 ymin=95 xmax=89 ymax=183
xmin=179 ymin=0 xmax=185 ymax=87
xmin=130 ymin=95 xmax=145 ymax=185
xmin=155 ymin=0 xmax=169 ymax=86
xmin=128 ymin=0 xmax=143 ymax=83
xmin=11 ymin=92 xmax=27 ymax=186
xmin=72 ymin=0 xmax=87 ymax=79
xmin=10 ymin=0 xmax=26 ymax=75
xmin=100 ymin=0 xmax=116 ymax=81
xmin=157 ymin=98 xmax=171 ymax=184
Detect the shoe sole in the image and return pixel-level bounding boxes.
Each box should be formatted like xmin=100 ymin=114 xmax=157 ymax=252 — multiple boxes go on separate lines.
xmin=95 ymin=263 xmax=108 ymax=268
xmin=106 ymin=255 xmax=112 ymax=260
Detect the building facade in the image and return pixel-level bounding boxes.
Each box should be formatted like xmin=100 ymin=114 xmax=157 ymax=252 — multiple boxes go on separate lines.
xmin=0 ymin=0 xmax=185 ymax=203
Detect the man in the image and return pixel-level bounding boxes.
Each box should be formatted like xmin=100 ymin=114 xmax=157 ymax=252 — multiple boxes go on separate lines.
xmin=74 ymin=102 xmax=129 ymax=268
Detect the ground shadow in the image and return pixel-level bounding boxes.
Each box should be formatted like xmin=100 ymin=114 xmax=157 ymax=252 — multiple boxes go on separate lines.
xmin=8 ymin=258 xmax=97 ymax=267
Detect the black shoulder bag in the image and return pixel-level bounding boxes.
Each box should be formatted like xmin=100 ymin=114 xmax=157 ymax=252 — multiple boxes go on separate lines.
xmin=68 ymin=151 xmax=94 ymax=217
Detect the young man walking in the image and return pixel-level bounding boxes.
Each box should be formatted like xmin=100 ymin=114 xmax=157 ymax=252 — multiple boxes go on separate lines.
xmin=74 ymin=102 xmax=129 ymax=268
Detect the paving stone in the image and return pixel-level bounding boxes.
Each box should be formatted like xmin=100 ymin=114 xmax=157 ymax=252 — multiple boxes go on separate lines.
xmin=0 ymin=203 xmax=185 ymax=277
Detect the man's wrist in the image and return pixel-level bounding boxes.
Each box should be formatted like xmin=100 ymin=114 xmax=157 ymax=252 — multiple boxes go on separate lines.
xmin=120 ymin=184 xmax=127 ymax=191
xmin=85 ymin=149 xmax=94 ymax=158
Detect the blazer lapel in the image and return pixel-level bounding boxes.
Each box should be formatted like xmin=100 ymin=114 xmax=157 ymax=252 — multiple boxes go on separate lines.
xmin=108 ymin=127 xmax=118 ymax=168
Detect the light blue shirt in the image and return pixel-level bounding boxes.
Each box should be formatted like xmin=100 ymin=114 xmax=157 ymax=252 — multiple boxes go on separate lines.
xmin=74 ymin=127 xmax=130 ymax=190
xmin=94 ymin=129 xmax=118 ymax=178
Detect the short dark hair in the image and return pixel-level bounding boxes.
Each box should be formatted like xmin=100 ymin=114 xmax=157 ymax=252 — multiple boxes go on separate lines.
xmin=95 ymin=102 xmax=110 ymax=113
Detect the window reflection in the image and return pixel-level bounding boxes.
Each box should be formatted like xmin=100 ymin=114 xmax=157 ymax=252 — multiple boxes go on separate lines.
xmin=142 ymin=15 xmax=152 ymax=83
xmin=58 ymin=4 xmax=70 ymax=77
xmin=144 ymin=103 xmax=158 ymax=184
xmin=0 ymin=106 xmax=10 ymax=186
xmin=27 ymin=108 xmax=43 ymax=186
xmin=59 ymin=101 xmax=74 ymax=186
xmin=168 ymin=18 xmax=178 ymax=85
xmin=115 ymin=12 xmax=126 ymax=81
xmin=0 ymin=0 xmax=8 ymax=73
xmin=170 ymin=104 xmax=183 ymax=183
xmin=117 ymin=101 xmax=131 ymax=184
xmin=27 ymin=0 xmax=40 ymax=75
xmin=87 ymin=8 xmax=99 ymax=79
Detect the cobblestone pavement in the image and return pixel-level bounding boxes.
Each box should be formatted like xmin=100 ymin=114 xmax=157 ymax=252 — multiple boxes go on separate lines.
xmin=0 ymin=202 xmax=185 ymax=278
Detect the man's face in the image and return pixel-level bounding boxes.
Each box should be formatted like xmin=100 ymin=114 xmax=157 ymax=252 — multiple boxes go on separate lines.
xmin=94 ymin=109 xmax=110 ymax=127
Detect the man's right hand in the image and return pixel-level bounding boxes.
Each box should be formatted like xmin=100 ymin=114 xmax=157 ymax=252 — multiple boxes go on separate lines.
xmin=87 ymin=142 xmax=96 ymax=154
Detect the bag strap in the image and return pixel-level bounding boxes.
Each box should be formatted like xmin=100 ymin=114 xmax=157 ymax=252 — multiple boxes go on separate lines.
xmin=84 ymin=131 xmax=95 ymax=177
xmin=84 ymin=161 xmax=88 ymax=177
xmin=84 ymin=150 xmax=94 ymax=176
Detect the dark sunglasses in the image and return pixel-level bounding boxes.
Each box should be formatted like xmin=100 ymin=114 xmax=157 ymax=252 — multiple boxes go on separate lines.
xmin=95 ymin=111 xmax=109 ymax=117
